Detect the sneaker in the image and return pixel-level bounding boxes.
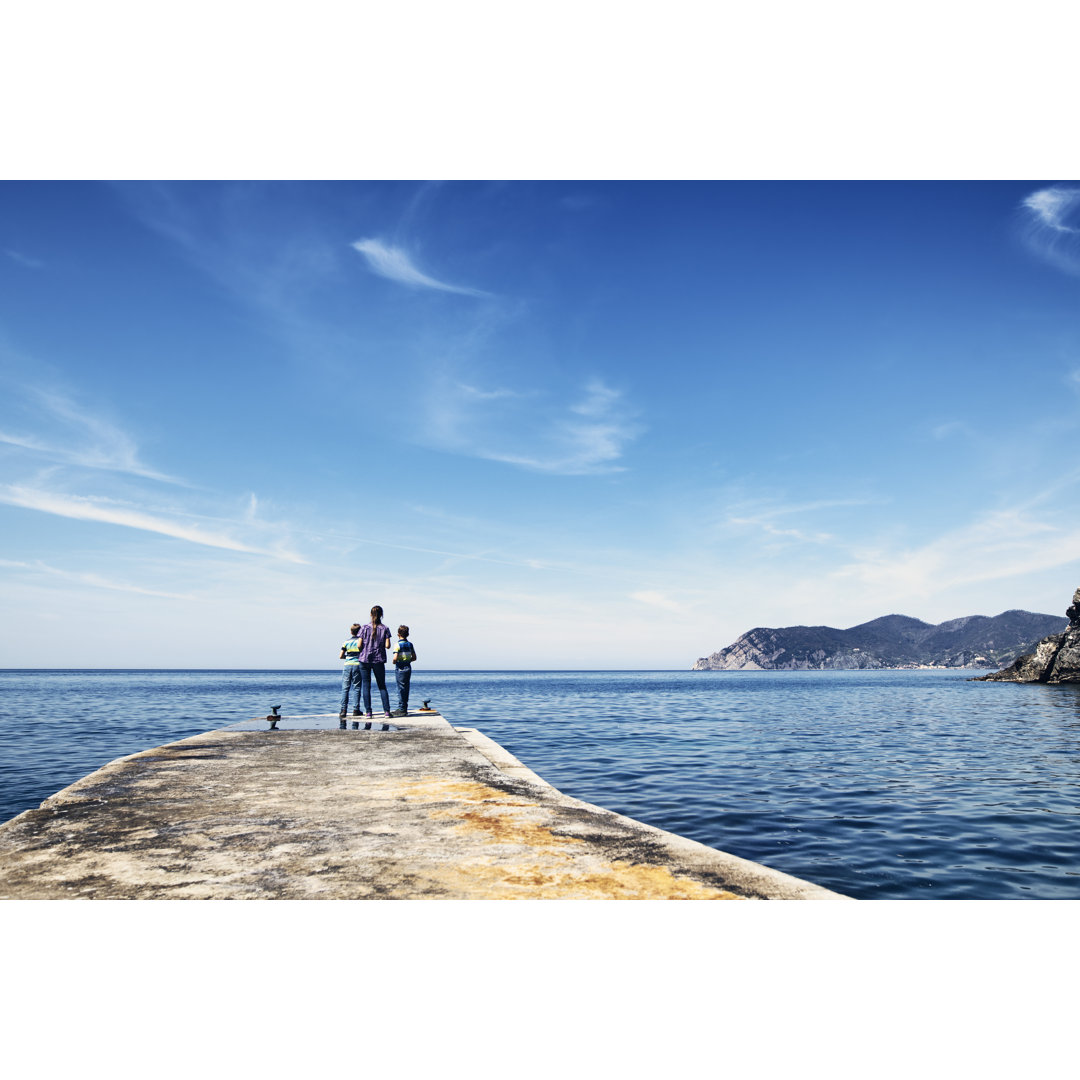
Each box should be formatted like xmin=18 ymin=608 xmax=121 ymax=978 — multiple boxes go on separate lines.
xmin=338 ymin=711 xmax=347 ymax=718
xmin=351 ymin=710 xmax=362 ymax=717
xmin=391 ymin=709 xmax=407 ymax=717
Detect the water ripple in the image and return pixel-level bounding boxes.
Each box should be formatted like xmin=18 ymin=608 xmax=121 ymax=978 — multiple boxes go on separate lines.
xmin=3 ymin=669 xmax=1080 ymax=899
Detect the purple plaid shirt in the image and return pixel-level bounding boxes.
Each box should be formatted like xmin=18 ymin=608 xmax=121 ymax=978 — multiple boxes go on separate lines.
xmin=359 ymin=623 xmax=391 ymax=663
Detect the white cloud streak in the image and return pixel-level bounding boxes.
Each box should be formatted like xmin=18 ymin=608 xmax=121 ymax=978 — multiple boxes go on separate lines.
xmin=0 ymin=486 xmax=306 ymax=562
xmin=631 ymin=590 xmax=689 ymax=613
xmin=0 ymin=428 xmax=178 ymax=483
xmin=727 ymin=517 xmax=834 ymax=542
xmin=294 ymin=524 xmax=561 ymax=571
xmin=5 ymin=250 xmax=44 ymax=269
xmin=721 ymin=496 xmax=872 ymax=545
xmin=830 ymin=509 xmax=1080 ymax=599
xmin=1025 ymin=188 xmax=1080 ymax=233
xmin=570 ymin=380 xmax=621 ymax=417
xmin=457 ymin=383 xmax=522 ymax=401
xmin=931 ymin=420 xmax=974 ymax=440
xmin=1019 ymin=186 xmax=1080 ymax=276
xmin=0 ymin=384 xmax=181 ymax=483
xmin=0 ymin=558 xmax=193 ymax=599
xmin=457 ymin=379 xmax=642 ymax=475
xmin=110 ymin=181 xmax=345 ymax=324
xmin=351 ymin=238 xmax=489 ymax=297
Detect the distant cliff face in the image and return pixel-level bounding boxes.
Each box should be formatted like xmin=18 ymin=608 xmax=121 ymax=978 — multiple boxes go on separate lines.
xmin=693 ymin=609 xmax=1068 ymax=672
xmin=976 ymin=588 xmax=1080 ymax=684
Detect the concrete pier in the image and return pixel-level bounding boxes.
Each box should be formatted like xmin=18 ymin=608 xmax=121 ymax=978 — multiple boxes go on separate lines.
xmin=0 ymin=709 xmax=849 ymax=900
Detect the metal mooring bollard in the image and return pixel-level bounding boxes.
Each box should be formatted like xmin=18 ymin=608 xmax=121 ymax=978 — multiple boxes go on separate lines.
xmin=266 ymin=705 xmax=282 ymax=729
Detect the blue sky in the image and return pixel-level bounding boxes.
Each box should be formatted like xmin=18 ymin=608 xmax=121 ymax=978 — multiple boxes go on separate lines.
xmin=2 ymin=180 xmax=1080 ymax=668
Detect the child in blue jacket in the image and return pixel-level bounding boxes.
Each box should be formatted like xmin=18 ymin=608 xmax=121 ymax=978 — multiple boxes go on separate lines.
xmin=391 ymin=625 xmax=417 ymax=716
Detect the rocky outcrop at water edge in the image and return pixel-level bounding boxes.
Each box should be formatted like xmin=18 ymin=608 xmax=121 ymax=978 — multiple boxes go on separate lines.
xmin=975 ymin=588 xmax=1080 ymax=684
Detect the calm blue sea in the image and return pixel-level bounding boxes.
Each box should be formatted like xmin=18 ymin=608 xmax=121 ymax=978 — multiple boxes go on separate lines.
xmin=2 ymin=668 xmax=1080 ymax=900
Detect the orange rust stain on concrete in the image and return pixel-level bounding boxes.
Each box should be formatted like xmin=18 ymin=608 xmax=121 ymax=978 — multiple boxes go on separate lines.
xmin=393 ymin=777 xmax=531 ymax=805
xmin=423 ymin=858 xmax=740 ymax=899
xmin=439 ymin=807 xmax=579 ymax=851
xmin=559 ymin=863 xmax=741 ymax=900
xmin=393 ymin=776 xmax=739 ymax=899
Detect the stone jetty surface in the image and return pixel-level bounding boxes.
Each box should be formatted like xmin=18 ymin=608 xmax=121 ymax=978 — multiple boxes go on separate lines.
xmin=0 ymin=709 xmax=847 ymax=900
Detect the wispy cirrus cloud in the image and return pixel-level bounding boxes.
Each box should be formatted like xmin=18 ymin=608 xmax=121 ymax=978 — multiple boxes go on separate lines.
xmin=426 ymin=377 xmax=641 ymax=475
xmin=0 ymin=363 xmax=307 ymax=567
xmin=931 ymin=420 xmax=975 ymax=441
xmin=830 ymin=507 xmax=1079 ymax=600
xmin=631 ymin=590 xmax=690 ymax=614
xmin=520 ymin=378 xmax=641 ymax=475
xmin=0 ymin=485 xmax=306 ymax=562
xmin=110 ymin=181 xmax=342 ymax=318
xmin=726 ymin=516 xmax=834 ymax=543
xmin=0 ymin=558 xmax=194 ymax=599
xmin=0 ymin=427 xmax=178 ymax=483
xmin=1019 ymin=186 xmax=1080 ymax=276
xmin=0 ymin=382 xmax=181 ymax=483
xmin=351 ymin=238 xmax=490 ymax=297
xmin=457 ymin=383 xmax=523 ymax=402
xmin=5 ymin=250 xmax=44 ymax=269
xmin=722 ymin=496 xmax=873 ymax=545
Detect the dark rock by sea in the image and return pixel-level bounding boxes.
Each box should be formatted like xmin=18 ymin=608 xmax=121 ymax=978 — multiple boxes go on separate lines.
xmin=693 ymin=608 xmax=1068 ymax=672
xmin=976 ymin=588 xmax=1080 ymax=683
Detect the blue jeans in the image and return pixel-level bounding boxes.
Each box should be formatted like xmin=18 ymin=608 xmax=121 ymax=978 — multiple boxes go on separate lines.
xmin=340 ymin=665 xmax=362 ymax=714
xmin=360 ymin=662 xmax=390 ymax=715
xmin=395 ymin=664 xmax=411 ymax=712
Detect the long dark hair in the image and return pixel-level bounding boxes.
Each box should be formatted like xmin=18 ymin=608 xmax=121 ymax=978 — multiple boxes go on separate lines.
xmin=370 ymin=605 xmax=384 ymax=627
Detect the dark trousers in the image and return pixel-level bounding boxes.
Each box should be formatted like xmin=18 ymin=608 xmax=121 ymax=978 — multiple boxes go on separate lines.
xmin=395 ymin=664 xmax=411 ymax=712
xmin=359 ymin=662 xmax=390 ymax=715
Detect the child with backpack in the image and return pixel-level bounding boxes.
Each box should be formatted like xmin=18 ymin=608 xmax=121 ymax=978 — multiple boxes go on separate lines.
xmin=338 ymin=622 xmax=363 ymax=727
xmin=391 ymin=624 xmax=417 ymax=717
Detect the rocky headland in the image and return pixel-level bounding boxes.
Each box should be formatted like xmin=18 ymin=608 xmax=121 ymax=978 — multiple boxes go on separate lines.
xmin=975 ymin=588 xmax=1080 ymax=683
xmin=693 ymin=608 xmax=1068 ymax=672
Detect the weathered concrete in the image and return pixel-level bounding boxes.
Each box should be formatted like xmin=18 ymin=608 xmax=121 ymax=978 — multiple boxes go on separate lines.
xmin=0 ymin=709 xmax=849 ymax=900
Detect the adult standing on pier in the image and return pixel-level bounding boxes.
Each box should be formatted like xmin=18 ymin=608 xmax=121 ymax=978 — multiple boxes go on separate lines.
xmin=358 ymin=604 xmax=393 ymax=723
